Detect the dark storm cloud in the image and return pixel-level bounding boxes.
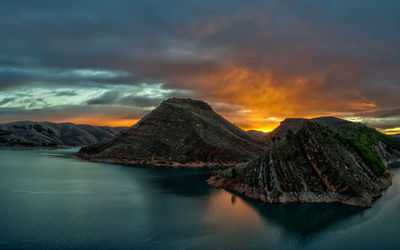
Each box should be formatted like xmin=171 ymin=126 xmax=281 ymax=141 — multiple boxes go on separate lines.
xmin=87 ymin=91 xmax=185 ymax=108
xmin=0 ymin=0 xmax=399 ymax=130
xmin=0 ymin=55 xmax=36 ymax=68
xmin=357 ymin=108 xmax=400 ymax=119
xmin=87 ymin=91 xmax=120 ymax=105
xmin=0 ymin=67 xmax=32 ymax=90
xmin=86 ymin=91 xmax=161 ymax=107
xmin=54 ymin=90 xmax=78 ymax=96
xmin=118 ymin=96 xmax=163 ymax=108
xmin=1 ymin=0 xmax=399 ymax=92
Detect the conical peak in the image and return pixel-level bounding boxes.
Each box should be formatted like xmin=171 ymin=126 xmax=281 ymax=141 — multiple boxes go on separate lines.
xmin=161 ymin=97 xmax=213 ymax=111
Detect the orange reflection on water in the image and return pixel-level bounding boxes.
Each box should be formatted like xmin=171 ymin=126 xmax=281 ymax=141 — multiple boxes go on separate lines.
xmin=204 ymin=189 xmax=267 ymax=232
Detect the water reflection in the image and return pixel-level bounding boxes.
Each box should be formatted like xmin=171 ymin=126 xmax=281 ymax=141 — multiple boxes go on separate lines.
xmin=205 ymin=191 xmax=267 ymax=232
xmin=134 ymin=164 xmax=366 ymax=238
xmin=142 ymin=168 xmax=214 ymax=197
xmin=67 ymin=150 xmax=365 ymax=239
xmin=117 ymin=165 xmax=364 ymax=241
xmin=1 ymin=148 xmax=398 ymax=249
xmin=202 ymin=188 xmax=364 ymax=243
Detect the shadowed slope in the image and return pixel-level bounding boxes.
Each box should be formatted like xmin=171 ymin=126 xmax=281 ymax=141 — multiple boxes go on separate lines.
xmin=78 ymin=98 xmax=269 ymax=166
xmin=0 ymin=121 xmax=125 ymax=148
xmin=209 ymin=118 xmax=400 ymax=207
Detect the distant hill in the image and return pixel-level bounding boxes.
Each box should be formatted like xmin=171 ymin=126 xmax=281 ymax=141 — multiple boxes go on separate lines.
xmin=78 ymin=98 xmax=269 ymax=166
xmin=208 ymin=116 xmax=400 ymax=207
xmin=0 ymin=121 xmax=127 ymax=148
xmin=267 ymin=116 xmax=358 ymax=143
xmin=267 ymin=118 xmax=308 ymax=142
xmin=246 ymin=130 xmax=267 ymax=138
xmin=392 ymin=134 xmax=400 ymax=138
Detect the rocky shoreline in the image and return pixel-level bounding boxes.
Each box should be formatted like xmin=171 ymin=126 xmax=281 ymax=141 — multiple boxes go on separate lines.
xmin=77 ymin=152 xmax=244 ymax=168
xmin=207 ymin=175 xmax=392 ymax=208
xmin=206 ymin=117 xmax=399 ymax=208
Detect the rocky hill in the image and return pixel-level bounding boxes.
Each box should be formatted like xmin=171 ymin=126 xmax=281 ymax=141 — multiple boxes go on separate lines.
xmin=246 ymin=130 xmax=267 ymax=138
xmin=78 ymin=98 xmax=269 ymax=166
xmin=208 ymin=117 xmax=400 ymax=207
xmin=0 ymin=121 xmax=126 ymax=148
xmin=268 ymin=118 xmax=308 ymax=143
xmin=267 ymin=116 xmax=358 ymax=143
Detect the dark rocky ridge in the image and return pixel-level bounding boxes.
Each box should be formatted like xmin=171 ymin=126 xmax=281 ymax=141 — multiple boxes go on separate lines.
xmin=268 ymin=116 xmax=361 ymax=143
xmin=246 ymin=130 xmax=268 ymax=139
xmin=0 ymin=121 xmax=126 ymax=148
xmin=208 ymin=117 xmax=400 ymax=207
xmin=268 ymin=118 xmax=308 ymax=143
xmin=78 ymin=98 xmax=269 ymax=166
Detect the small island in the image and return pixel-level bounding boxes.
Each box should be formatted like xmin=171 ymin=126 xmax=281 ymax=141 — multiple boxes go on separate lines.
xmin=208 ymin=117 xmax=400 ymax=207
xmin=77 ymin=98 xmax=269 ymax=167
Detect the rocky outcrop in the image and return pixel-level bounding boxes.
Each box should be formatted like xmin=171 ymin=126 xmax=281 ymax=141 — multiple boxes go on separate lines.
xmin=246 ymin=130 xmax=267 ymax=138
xmin=0 ymin=121 xmax=126 ymax=148
xmin=78 ymin=98 xmax=270 ymax=166
xmin=208 ymin=118 xmax=400 ymax=207
xmin=268 ymin=118 xmax=308 ymax=143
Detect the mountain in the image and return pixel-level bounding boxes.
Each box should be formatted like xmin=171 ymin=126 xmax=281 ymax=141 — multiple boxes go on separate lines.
xmin=392 ymin=134 xmax=400 ymax=138
xmin=268 ymin=118 xmax=308 ymax=143
xmin=246 ymin=130 xmax=267 ymax=138
xmin=0 ymin=121 xmax=126 ymax=148
xmin=78 ymin=98 xmax=269 ymax=166
xmin=208 ymin=117 xmax=400 ymax=207
xmin=268 ymin=116 xmax=357 ymax=143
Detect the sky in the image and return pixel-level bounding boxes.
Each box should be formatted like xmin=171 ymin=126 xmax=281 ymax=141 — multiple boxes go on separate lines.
xmin=0 ymin=0 xmax=399 ymax=133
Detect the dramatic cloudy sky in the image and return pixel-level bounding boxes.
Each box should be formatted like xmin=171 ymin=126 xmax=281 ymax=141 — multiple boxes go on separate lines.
xmin=0 ymin=0 xmax=399 ymax=133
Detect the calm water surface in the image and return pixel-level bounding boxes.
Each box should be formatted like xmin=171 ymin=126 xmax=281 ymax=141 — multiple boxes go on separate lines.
xmin=0 ymin=148 xmax=399 ymax=249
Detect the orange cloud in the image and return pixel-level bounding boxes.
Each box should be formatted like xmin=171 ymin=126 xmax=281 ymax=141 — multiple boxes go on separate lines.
xmin=160 ymin=63 xmax=378 ymax=131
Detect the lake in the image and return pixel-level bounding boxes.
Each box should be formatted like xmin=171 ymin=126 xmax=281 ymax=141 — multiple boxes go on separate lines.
xmin=0 ymin=148 xmax=399 ymax=249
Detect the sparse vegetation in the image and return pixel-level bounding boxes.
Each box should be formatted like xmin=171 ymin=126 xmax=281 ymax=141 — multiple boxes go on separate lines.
xmin=335 ymin=127 xmax=385 ymax=176
xmin=209 ymin=117 xmax=395 ymax=207
xmin=378 ymin=133 xmax=400 ymax=151
xmin=79 ymin=144 xmax=102 ymax=154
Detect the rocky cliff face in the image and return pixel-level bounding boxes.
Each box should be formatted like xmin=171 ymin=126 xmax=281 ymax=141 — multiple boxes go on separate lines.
xmin=208 ymin=117 xmax=400 ymax=207
xmin=78 ymin=98 xmax=269 ymax=166
xmin=0 ymin=121 xmax=125 ymax=148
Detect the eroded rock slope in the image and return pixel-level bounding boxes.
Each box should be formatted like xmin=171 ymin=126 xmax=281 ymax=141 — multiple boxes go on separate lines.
xmin=208 ymin=117 xmax=400 ymax=207
xmin=78 ymin=98 xmax=269 ymax=166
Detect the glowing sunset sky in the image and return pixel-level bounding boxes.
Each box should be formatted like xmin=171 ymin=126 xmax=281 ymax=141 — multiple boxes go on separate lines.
xmin=0 ymin=1 xmax=399 ymax=133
